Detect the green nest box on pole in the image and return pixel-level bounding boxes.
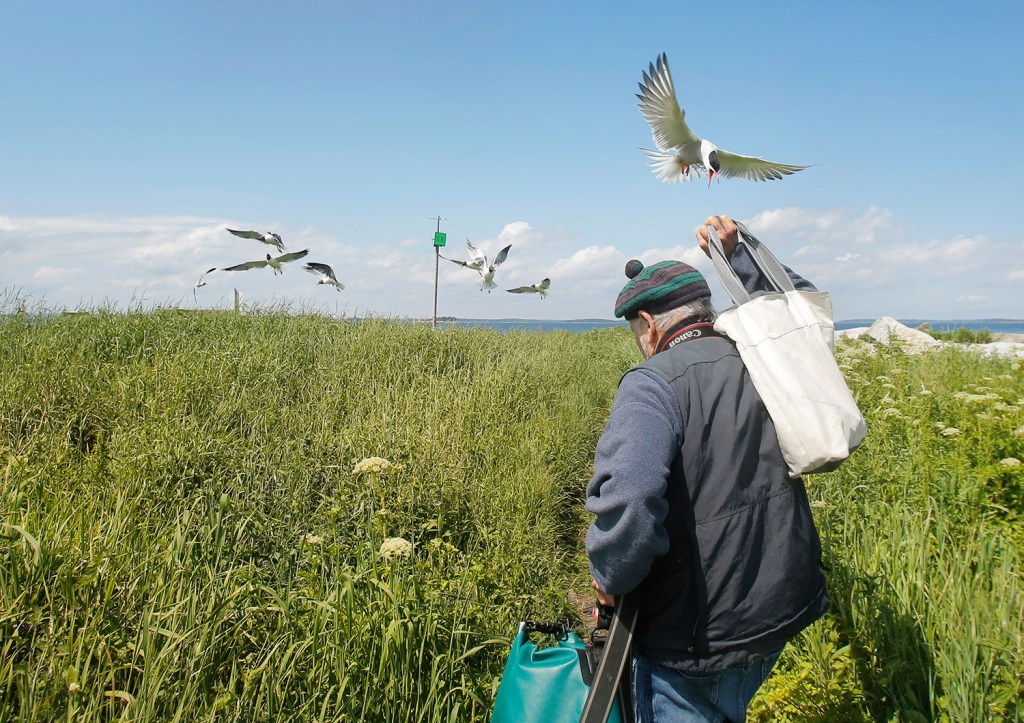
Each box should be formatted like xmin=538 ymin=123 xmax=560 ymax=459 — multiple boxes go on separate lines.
xmin=433 ymin=232 xmax=447 ymax=248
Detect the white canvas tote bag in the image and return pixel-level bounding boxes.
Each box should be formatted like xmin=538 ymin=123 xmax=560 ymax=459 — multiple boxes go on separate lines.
xmin=707 ymin=222 xmax=867 ymax=477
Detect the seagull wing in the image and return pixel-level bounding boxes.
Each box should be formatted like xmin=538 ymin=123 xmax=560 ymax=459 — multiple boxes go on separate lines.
xmin=304 ymin=262 xmax=338 ymax=282
xmin=223 ymin=259 xmax=269 ymax=271
xmin=274 ymin=249 xmax=310 ymax=264
xmin=195 ymin=267 xmax=218 ymax=286
xmin=506 ymin=285 xmax=535 ymax=294
xmin=444 ymin=247 xmax=483 ymax=271
xmin=714 ymin=150 xmax=810 ymax=182
xmin=465 ymin=239 xmax=487 ymax=266
xmin=226 ymin=228 xmax=264 ymax=241
xmin=442 ymin=256 xmax=481 ymax=271
xmin=491 ymin=244 xmax=512 ymax=268
xmin=636 ymin=53 xmax=700 ymax=151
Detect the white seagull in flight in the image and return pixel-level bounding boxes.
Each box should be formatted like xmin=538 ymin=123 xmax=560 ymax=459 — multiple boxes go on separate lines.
xmin=441 ymin=240 xmax=512 ymax=292
xmin=194 ymin=267 xmax=217 ymax=289
xmin=226 ymin=228 xmax=286 ymax=253
xmin=304 ymin=262 xmax=345 ymax=291
xmin=637 ymin=53 xmax=809 ymax=186
xmin=507 ymin=278 xmax=551 ymax=299
xmin=193 ymin=267 xmax=217 ymax=303
xmin=223 ymin=249 xmax=309 ymax=275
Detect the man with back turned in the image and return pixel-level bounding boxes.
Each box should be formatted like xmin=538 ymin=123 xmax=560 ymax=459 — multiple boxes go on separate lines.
xmin=586 ymin=214 xmax=830 ymax=722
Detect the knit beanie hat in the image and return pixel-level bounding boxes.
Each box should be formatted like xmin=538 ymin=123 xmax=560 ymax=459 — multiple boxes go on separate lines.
xmin=614 ymin=259 xmax=710 ymax=320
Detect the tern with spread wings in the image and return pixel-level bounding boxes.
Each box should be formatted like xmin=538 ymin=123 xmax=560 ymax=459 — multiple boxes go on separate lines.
xmin=225 ymin=228 xmax=286 ymax=253
xmin=304 ymin=262 xmax=345 ymax=291
xmin=223 ymin=249 xmax=309 ymax=275
xmin=637 ymin=53 xmax=809 ymax=186
xmin=441 ymin=239 xmax=512 ymax=292
xmin=507 ymin=278 xmax=550 ymax=299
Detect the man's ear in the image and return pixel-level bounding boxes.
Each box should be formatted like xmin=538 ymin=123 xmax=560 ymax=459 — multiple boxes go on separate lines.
xmin=637 ymin=310 xmax=658 ymax=349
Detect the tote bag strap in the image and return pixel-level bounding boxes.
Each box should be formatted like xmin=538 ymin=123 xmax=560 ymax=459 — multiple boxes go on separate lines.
xmin=706 ymin=225 xmax=752 ymax=305
xmin=733 ymin=221 xmax=796 ymax=293
xmin=706 ymin=222 xmax=797 ymax=304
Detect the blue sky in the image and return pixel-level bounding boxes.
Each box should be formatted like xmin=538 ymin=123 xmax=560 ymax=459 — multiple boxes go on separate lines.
xmin=2 ymin=1 xmax=1022 ymax=320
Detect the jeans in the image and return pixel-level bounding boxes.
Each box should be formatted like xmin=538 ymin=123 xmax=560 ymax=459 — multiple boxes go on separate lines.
xmin=632 ymin=647 xmax=784 ymax=723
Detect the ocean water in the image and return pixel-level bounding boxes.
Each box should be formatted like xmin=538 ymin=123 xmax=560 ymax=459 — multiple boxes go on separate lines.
xmin=438 ymin=318 xmax=1024 ymax=334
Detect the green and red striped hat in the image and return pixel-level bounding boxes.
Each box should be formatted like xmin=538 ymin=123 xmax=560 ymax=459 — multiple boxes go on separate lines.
xmin=614 ymin=259 xmax=710 ymax=320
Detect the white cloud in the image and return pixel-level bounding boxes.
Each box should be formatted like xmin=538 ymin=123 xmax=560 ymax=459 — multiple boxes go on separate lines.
xmin=32 ymin=266 xmax=79 ymax=284
xmin=747 ymin=205 xmax=897 ymax=246
xmin=548 ymin=245 xmax=622 ymax=281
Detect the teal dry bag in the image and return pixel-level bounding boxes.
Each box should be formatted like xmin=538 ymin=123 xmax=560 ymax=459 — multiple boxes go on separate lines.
xmin=490 ymin=622 xmax=624 ymax=723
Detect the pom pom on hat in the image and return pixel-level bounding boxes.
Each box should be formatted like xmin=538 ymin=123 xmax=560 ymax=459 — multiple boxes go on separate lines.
xmin=614 ymin=259 xmax=710 ymax=320
xmin=625 ymin=259 xmax=644 ymax=279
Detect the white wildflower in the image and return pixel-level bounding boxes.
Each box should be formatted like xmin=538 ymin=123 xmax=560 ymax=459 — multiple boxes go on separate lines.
xmin=941 ymin=427 xmax=962 ymax=437
xmin=935 ymin=422 xmax=947 ymax=430
xmin=303 ymin=534 xmax=323 ymax=546
xmin=353 ymin=456 xmax=394 ymax=474
xmin=953 ymin=392 xmax=1000 ymax=403
xmin=882 ymin=408 xmax=902 ymax=418
xmin=380 ymin=537 xmax=413 ymax=561
xmin=810 ymin=500 xmax=828 ymax=509
xmin=1014 ymin=425 xmax=1024 ymax=437
xmin=1000 ymin=458 xmax=1021 ymax=467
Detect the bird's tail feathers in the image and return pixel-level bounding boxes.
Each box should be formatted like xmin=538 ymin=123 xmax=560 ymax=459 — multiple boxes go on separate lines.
xmin=642 ymin=148 xmax=703 ymax=184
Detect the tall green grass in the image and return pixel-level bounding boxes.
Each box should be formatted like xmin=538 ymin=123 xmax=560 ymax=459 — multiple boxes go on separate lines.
xmin=0 ymin=309 xmax=635 ymax=721
xmin=1 ymin=309 xmax=1022 ymax=720
xmin=751 ymin=342 xmax=1024 ymax=722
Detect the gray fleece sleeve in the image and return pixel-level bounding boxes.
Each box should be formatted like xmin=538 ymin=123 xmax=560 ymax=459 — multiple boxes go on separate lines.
xmin=585 ymin=368 xmax=683 ymax=596
xmin=729 ymin=242 xmax=817 ymax=293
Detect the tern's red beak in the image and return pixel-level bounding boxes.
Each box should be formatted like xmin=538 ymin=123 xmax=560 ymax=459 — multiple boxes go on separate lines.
xmin=707 ymin=169 xmax=715 ymax=188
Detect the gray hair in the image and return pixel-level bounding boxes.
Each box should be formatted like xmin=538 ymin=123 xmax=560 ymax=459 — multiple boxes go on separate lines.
xmin=628 ymin=297 xmax=716 ymax=359
xmin=651 ymin=297 xmax=716 ymax=328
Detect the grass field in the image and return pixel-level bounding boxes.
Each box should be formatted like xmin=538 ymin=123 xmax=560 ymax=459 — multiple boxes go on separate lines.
xmin=1 ymin=309 xmax=1022 ymax=721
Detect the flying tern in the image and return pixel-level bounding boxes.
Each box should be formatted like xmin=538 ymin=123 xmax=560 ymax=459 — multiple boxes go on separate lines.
xmin=194 ymin=267 xmax=217 ymax=289
xmin=507 ymin=278 xmax=551 ymax=299
xmin=193 ymin=267 xmax=218 ymax=303
xmin=441 ymin=239 xmax=511 ymax=292
xmin=304 ymin=262 xmax=345 ymax=291
xmin=225 ymin=228 xmax=286 ymax=252
xmin=637 ymin=53 xmax=809 ymax=186
xmin=223 ymin=249 xmax=309 ymax=275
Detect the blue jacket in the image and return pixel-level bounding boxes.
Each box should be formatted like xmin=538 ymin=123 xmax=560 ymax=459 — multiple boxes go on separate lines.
xmin=585 ymin=245 xmax=829 ymax=670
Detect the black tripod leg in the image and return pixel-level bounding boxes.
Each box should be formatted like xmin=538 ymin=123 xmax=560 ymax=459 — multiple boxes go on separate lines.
xmin=580 ymin=595 xmax=638 ymax=723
